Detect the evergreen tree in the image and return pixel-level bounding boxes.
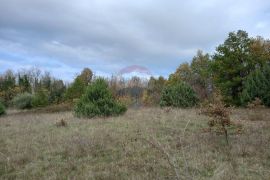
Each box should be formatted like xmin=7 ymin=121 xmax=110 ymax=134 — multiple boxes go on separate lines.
xmin=212 ymin=30 xmax=253 ymax=105
xmin=74 ymin=78 xmax=126 ymax=118
xmin=241 ymin=65 xmax=270 ymax=107
xmin=160 ymin=81 xmax=198 ymax=108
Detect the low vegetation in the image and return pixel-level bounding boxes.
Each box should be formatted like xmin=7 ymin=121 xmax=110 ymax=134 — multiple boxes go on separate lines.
xmin=12 ymin=93 xmax=33 ymax=109
xmin=32 ymin=89 xmax=49 ymax=108
xmin=160 ymin=81 xmax=198 ymax=108
xmin=246 ymin=98 xmax=267 ymax=121
xmin=0 ymin=108 xmax=269 ymax=179
xmin=201 ymin=94 xmax=231 ymax=144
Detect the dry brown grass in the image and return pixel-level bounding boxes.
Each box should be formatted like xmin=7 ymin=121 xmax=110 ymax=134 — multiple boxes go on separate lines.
xmin=246 ymin=98 xmax=268 ymax=122
xmin=56 ymin=119 xmax=68 ymax=127
xmin=0 ymin=107 xmax=269 ymax=179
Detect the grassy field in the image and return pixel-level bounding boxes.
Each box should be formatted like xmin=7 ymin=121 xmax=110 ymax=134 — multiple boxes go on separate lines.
xmin=0 ymin=108 xmax=270 ymax=179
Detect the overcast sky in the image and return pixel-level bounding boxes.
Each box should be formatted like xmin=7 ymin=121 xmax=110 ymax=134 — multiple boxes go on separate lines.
xmin=0 ymin=0 xmax=269 ymax=81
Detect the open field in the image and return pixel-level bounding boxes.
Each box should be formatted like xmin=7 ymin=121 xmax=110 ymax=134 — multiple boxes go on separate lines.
xmin=0 ymin=108 xmax=270 ymax=179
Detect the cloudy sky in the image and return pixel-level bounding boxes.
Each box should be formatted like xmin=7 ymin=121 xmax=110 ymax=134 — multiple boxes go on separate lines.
xmin=0 ymin=0 xmax=269 ymax=81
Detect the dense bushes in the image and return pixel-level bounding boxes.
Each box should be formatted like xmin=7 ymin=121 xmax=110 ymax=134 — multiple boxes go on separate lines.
xmin=32 ymin=90 xmax=49 ymax=107
xmin=241 ymin=65 xmax=270 ymax=107
xmin=74 ymin=78 xmax=127 ymax=118
xmin=65 ymin=68 xmax=93 ymax=101
xmin=12 ymin=93 xmax=33 ymax=109
xmin=160 ymin=81 xmax=198 ymax=108
xmin=12 ymin=91 xmax=50 ymax=109
xmin=0 ymin=101 xmax=5 ymax=116
xmin=65 ymin=78 xmax=86 ymax=101
xmin=49 ymin=80 xmax=66 ymax=103
xmin=143 ymin=76 xmax=166 ymax=106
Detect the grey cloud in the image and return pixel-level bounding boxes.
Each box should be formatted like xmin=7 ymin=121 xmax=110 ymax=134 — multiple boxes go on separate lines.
xmin=0 ymin=0 xmax=270 ymax=79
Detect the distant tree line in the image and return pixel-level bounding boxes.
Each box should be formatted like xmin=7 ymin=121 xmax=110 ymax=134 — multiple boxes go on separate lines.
xmin=1 ymin=30 xmax=270 ymax=117
xmin=0 ymin=67 xmax=66 ymax=108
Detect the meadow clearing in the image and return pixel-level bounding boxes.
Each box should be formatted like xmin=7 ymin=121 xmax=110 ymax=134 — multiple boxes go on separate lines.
xmin=0 ymin=108 xmax=269 ymax=179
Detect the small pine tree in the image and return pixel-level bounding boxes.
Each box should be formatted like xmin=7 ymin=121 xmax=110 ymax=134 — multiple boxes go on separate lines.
xmin=160 ymin=81 xmax=198 ymax=108
xmin=241 ymin=65 xmax=270 ymax=107
xmin=74 ymin=78 xmax=127 ymax=118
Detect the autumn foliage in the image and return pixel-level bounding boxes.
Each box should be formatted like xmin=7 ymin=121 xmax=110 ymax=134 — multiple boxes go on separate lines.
xmin=201 ymin=93 xmax=231 ymax=144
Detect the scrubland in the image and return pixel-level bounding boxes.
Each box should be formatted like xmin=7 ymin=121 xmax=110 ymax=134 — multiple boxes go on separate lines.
xmin=0 ymin=108 xmax=269 ymax=179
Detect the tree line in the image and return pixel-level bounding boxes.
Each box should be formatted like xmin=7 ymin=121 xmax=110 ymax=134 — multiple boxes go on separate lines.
xmin=0 ymin=30 xmax=270 ymax=117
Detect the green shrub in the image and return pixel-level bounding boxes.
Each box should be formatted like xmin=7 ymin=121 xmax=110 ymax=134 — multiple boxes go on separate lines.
xmin=74 ymin=78 xmax=127 ymax=118
xmin=49 ymin=80 xmax=66 ymax=103
xmin=0 ymin=101 xmax=6 ymax=116
xmin=32 ymin=89 xmax=49 ymax=108
xmin=65 ymin=77 xmax=86 ymax=101
xmin=12 ymin=93 xmax=33 ymax=109
xmin=0 ymin=98 xmax=5 ymax=108
xmin=160 ymin=81 xmax=198 ymax=108
xmin=241 ymin=65 xmax=270 ymax=107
